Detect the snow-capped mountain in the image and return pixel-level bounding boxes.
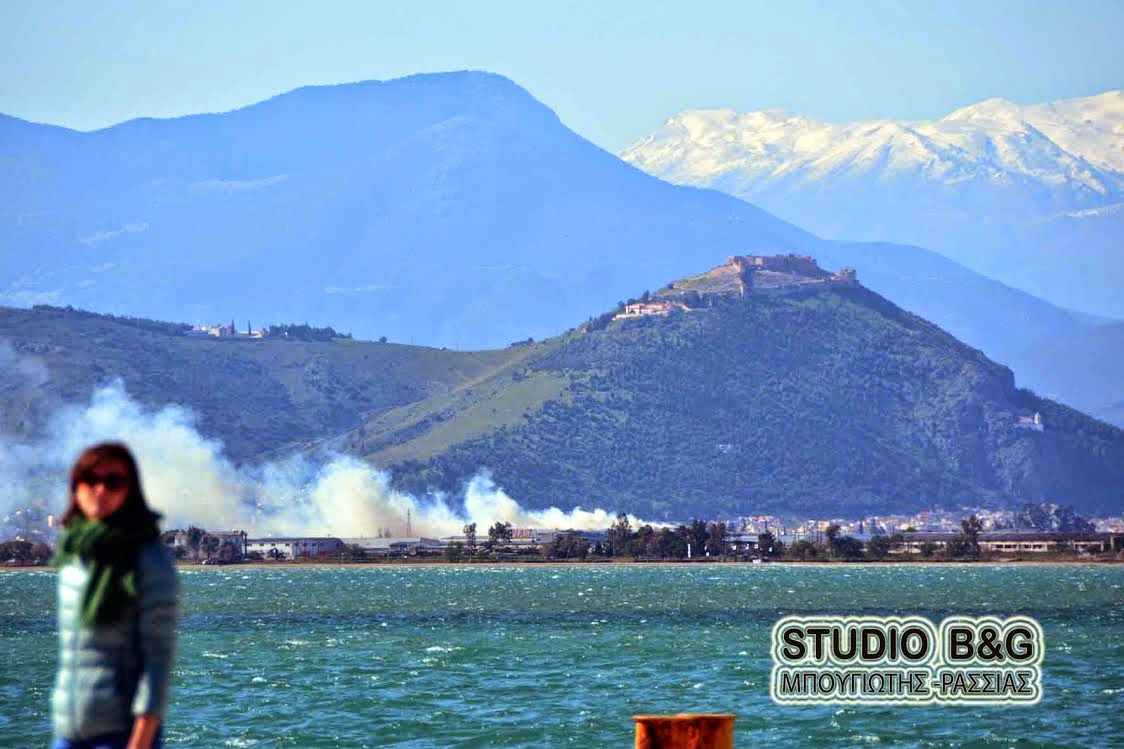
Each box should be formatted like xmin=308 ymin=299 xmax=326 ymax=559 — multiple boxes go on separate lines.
xmin=622 ymin=91 xmax=1124 ymax=317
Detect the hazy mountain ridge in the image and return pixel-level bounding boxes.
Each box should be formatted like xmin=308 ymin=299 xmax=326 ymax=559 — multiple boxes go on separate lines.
xmin=0 ymin=71 xmax=809 ymax=349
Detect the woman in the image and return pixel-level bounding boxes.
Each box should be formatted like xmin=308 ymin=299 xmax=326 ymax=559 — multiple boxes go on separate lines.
xmin=52 ymin=443 xmax=179 ymax=749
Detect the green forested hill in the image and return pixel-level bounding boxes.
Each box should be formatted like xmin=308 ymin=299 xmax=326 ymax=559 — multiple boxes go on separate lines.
xmin=3 ymin=291 xmax=1122 ymax=519
xmin=355 ymin=288 xmax=1124 ymax=519
xmin=0 ymin=305 xmax=525 ymax=461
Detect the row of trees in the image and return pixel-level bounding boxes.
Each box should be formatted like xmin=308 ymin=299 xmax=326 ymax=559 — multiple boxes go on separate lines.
xmin=161 ymin=528 xmax=240 ymax=562
xmin=443 ymin=521 xmax=519 ymax=561
xmin=604 ymin=514 xmax=730 ymax=560
xmin=36 ymin=304 xmax=191 ymax=336
xmin=266 ymin=323 xmax=351 ymax=341
xmin=0 ymin=539 xmax=52 ymax=565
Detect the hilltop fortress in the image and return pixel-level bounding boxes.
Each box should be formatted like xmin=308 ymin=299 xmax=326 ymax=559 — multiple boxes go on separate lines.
xmin=726 ymin=254 xmax=857 ymax=296
xmin=615 ymin=254 xmax=858 ymax=320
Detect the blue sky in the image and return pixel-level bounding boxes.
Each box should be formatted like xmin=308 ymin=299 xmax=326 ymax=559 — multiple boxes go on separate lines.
xmin=2 ymin=0 xmax=1121 ymax=151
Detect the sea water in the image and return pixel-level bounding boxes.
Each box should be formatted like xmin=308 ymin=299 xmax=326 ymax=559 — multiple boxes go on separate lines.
xmin=2 ymin=564 xmax=1122 ymax=747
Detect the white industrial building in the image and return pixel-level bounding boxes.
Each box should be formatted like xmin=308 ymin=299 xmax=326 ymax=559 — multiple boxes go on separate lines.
xmin=245 ymin=537 xmax=345 ymax=559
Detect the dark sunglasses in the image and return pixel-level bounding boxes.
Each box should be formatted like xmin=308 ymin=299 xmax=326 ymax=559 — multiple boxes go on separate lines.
xmin=79 ymin=472 xmax=129 ymax=491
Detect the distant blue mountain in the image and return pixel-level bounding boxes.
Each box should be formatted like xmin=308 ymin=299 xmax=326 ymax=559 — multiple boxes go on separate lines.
xmin=1 ymin=72 xmax=810 ymax=348
xmin=0 ymin=71 xmax=1116 ymax=423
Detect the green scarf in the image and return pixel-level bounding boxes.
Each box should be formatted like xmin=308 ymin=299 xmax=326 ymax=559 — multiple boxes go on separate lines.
xmin=53 ymin=513 xmax=160 ymax=626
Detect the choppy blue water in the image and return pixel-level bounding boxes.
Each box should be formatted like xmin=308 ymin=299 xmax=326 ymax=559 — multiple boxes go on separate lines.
xmin=2 ymin=563 xmax=1122 ymax=747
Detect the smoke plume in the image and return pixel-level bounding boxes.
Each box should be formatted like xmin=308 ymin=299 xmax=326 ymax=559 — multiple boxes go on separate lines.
xmin=0 ymin=371 xmax=637 ymax=538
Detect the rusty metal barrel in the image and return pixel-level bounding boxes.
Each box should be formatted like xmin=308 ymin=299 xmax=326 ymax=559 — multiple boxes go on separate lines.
xmin=633 ymin=713 xmax=735 ymax=749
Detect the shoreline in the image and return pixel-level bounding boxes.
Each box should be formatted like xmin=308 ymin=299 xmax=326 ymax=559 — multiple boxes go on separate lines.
xmin=3 ymin=557 xmax=1121 ymax=573
xmin=189 ymin=557 xmax=1124 ymax=569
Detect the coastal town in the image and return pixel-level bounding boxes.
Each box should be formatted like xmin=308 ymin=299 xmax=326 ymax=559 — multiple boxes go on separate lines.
xmin=4 ymin=501 xmax=1123 ymax=566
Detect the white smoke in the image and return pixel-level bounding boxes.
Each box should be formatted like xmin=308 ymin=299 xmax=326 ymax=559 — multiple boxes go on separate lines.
xmin=0 ymin=339 xmax=51 ymax=389
xmin=0 ymin=340 xmax=58 ymax=515
xmin=0 ymin=374 xmax=639 ymax=538
xmin=463 ymin=474 xmax=627 ymax=531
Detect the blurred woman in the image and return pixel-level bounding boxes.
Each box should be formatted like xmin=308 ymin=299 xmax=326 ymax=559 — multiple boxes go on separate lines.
xmin=52 ymin=443 xmax=179 ymax=749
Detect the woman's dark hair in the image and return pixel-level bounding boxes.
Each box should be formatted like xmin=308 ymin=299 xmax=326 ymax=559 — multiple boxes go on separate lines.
xmin=63 ymin=442 xmax=158 ymax=527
